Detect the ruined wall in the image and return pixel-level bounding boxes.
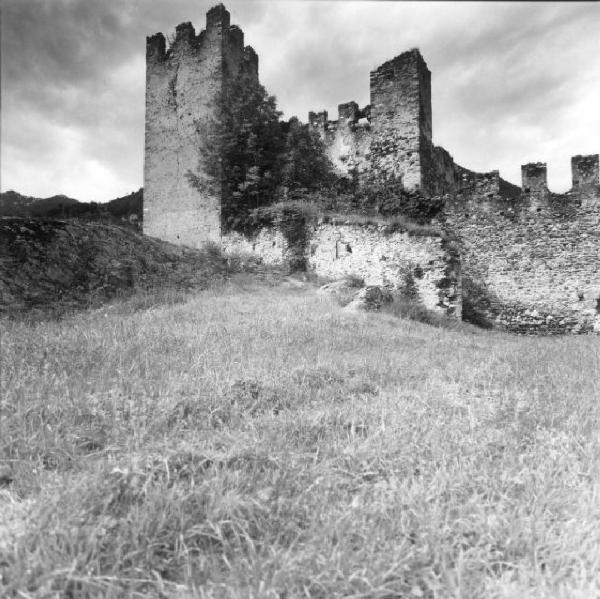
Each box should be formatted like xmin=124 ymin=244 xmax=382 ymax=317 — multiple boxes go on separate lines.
xmin=143 ymin=6 xmax=599 ymax=334
xmin=309 ymin=103 xmax=372 ymax=182
xmin=443 ymin=155 xmax=600 ymax=333
xmin=454 ymin=166 xmax=501 ymax=196
xmin=144 ymin=5 xmax=258 ymax=248
xmin=309 ymin=223 xmax=460 ymax=317
xmin=308 ymin=49 xmax=519 ymax=199
xmin=431 ymin=146 xmax=458 ymax=195
xmin=222 ymin=222 xmax=461 ymax=317
xmin=221 ymin=228 xmax=287 ymax=265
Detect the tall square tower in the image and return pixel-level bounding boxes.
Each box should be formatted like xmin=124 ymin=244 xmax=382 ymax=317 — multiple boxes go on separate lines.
xmin=143 ymin=4 xmax=258 ymax=247
xmin=369 ymin=49 xmax=434 ymax=193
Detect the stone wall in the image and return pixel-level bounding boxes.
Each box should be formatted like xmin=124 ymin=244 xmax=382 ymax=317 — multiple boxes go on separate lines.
xmin=142 ymin=6 xmax=598 ymax=335
xmin=308 ymin=48 xmax=520 ymax=200
xmin=309 ymin=103 xmax=372 ymax=183
xmin=143 ymin=5 xmax=258 ymax=249
xmin=144 ymin=4 xmax=526 ymax=253
xmin=431 ymin=146 xmax=458 ymax=195
xmin=221 ymin=229 xmax=287 ymax=265
xmin=443 ymin=165 xmax=600 ymax=333
xmin=223 ymin=221 xmax=461 ymax=317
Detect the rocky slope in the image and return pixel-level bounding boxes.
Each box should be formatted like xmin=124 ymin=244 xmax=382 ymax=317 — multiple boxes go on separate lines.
xmin=0 ymin=218 xmax=226 ymax=317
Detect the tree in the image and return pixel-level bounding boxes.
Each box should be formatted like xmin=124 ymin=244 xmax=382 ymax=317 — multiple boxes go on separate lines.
xmin=280 ymin=118 xmax=335 ymax=194
xmin=187 ymin=74 xmax=286 ymax=232
xmin=186 ymin=74 xmax=337 ymax=234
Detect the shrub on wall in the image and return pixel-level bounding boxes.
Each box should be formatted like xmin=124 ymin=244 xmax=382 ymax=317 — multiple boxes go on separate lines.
xmin=186 ymin=75 xmax=286 ymax=232
xmin=351 ymin=176 xmax=444 ymax=223
xmin=186 ymin=76 xmax=337 ymax=236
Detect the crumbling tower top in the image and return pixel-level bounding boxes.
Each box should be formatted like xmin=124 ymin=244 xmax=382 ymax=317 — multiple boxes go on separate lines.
xmin=143 ymin=3 xmax=260 ymax=248
xmin=206 ymin=3 xmax=230 ymax=29
xmin=369 ymin=48 xmax=433 ymax=192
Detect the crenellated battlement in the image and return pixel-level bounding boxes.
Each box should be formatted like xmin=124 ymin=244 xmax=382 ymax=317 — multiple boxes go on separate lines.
xmin=144 ymin=4 xmax=600 ymax=335
xmin=175 ymin=22 xmax=195 ymax=44
xmin=145 ymin=4 xmax=254 ymax=73
xmin=513 ymin=156 xmax=600 ymax=196
xmin=206 ymin=3 xmax=230 ymax=30
xmin=228 ymin=24 xmax=243 ymax=49
xmin=521 ymin=162 xmax=548 ymax=195
xmin=146 ymin=32 xmax=166 ymax=60
xmin=338 ymin=101 xmax=359 ymax=123
xmin=308 ymin=110 xmax=329 ymax=130
xmin=308 ymin=102 xmax=371 ymax=132
xmin=572 ymin=154 xmax=599 ymax=191
xmin=243 ymin=46 xmax=258 ymax=75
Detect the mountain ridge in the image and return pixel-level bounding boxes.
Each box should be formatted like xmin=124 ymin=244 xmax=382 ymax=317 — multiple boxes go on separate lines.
xmin=0 ymin=189 xmax=143 ymax=223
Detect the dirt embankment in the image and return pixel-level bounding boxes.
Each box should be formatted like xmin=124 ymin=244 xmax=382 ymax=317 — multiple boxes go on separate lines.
xmin=0 ymin=218 xmax=227 ymax=317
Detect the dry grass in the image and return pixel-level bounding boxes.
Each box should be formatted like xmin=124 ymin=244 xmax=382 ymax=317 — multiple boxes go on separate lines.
xmin=1 ymin=276 xmax=600 ymax=598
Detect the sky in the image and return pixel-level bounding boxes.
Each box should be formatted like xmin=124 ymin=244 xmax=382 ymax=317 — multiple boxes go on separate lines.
xmin=1 ymin=0 xmax=599 ymax=202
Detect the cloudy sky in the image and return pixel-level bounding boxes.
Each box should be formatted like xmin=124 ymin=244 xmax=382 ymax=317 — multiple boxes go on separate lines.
xmin=1 ymin=0 xmax=599 ymax=201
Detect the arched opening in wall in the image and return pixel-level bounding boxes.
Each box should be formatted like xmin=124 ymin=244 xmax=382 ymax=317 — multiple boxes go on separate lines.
xmin=596 ymin=297 xmax=600 ymax=314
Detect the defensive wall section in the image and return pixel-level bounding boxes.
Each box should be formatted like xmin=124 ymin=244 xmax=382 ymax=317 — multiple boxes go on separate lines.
xmin=443 ymin=155 xmax=600 ymax=333
xmin=144 ymin=4 xmax=258 ymax=248
xmin=308 ymin=49 xmax=520 ymax=198
xmin=144 ymin=4 xmax=599 ymax=333
xmin=222 ymin=222 xmax=461 ymax=318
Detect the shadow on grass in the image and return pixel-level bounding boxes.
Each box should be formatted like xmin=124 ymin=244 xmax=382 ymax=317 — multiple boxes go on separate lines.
xmin=380 ymin=294 xmax=483 ymax=334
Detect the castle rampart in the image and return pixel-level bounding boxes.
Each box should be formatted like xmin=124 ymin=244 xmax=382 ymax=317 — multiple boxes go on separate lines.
xmin=144 ymin=5 xmax=599 ymax=333
xmin=308 ymin=48 xmax=521 ymax=199
xmin=442 ymin=155 xmax=600 ymax=333
xmin=221 ymin=221 xmax=461 ymax=318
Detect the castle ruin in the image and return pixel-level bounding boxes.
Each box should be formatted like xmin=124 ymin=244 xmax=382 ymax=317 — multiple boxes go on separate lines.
xmin=144 ymin=4 xmax=258 ymax=247
xmin=144 ymin=4 xmax=600 ymax=334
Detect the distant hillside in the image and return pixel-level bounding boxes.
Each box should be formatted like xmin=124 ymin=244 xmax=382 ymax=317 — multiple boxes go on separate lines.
xmin=0 ymin=191 xmax=81 ymax=216
xmin=0 ymin=189 xmax=143 ymax=227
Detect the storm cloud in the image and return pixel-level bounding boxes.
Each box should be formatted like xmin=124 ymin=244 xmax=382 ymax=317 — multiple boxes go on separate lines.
xmin=1 ymin=0 xmax=599 ymax=200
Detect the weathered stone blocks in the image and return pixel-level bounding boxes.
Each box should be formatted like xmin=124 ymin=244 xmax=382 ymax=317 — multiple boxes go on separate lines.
xmin=443 ymin=189 xmax=600 ymax=333
xmin=521 ymin=162 xmax=548 ymax=195
xmin=571 ymin=154 xmax=599 ymax=191
xmin=143 ymin=4 xmax=259 ymax=248
xmin=222 ymin=222 xmax=462 ymax=318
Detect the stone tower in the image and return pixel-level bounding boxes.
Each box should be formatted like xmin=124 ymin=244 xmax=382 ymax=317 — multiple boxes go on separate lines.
xmin=144 ymin=4 xmax=258 ymax=247
xmin=369 ymin=49 xmax=434 ymax=193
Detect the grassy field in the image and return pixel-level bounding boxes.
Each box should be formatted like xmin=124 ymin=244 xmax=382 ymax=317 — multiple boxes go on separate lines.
xmin=1 ymin=275 xmax=600 ymax=598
